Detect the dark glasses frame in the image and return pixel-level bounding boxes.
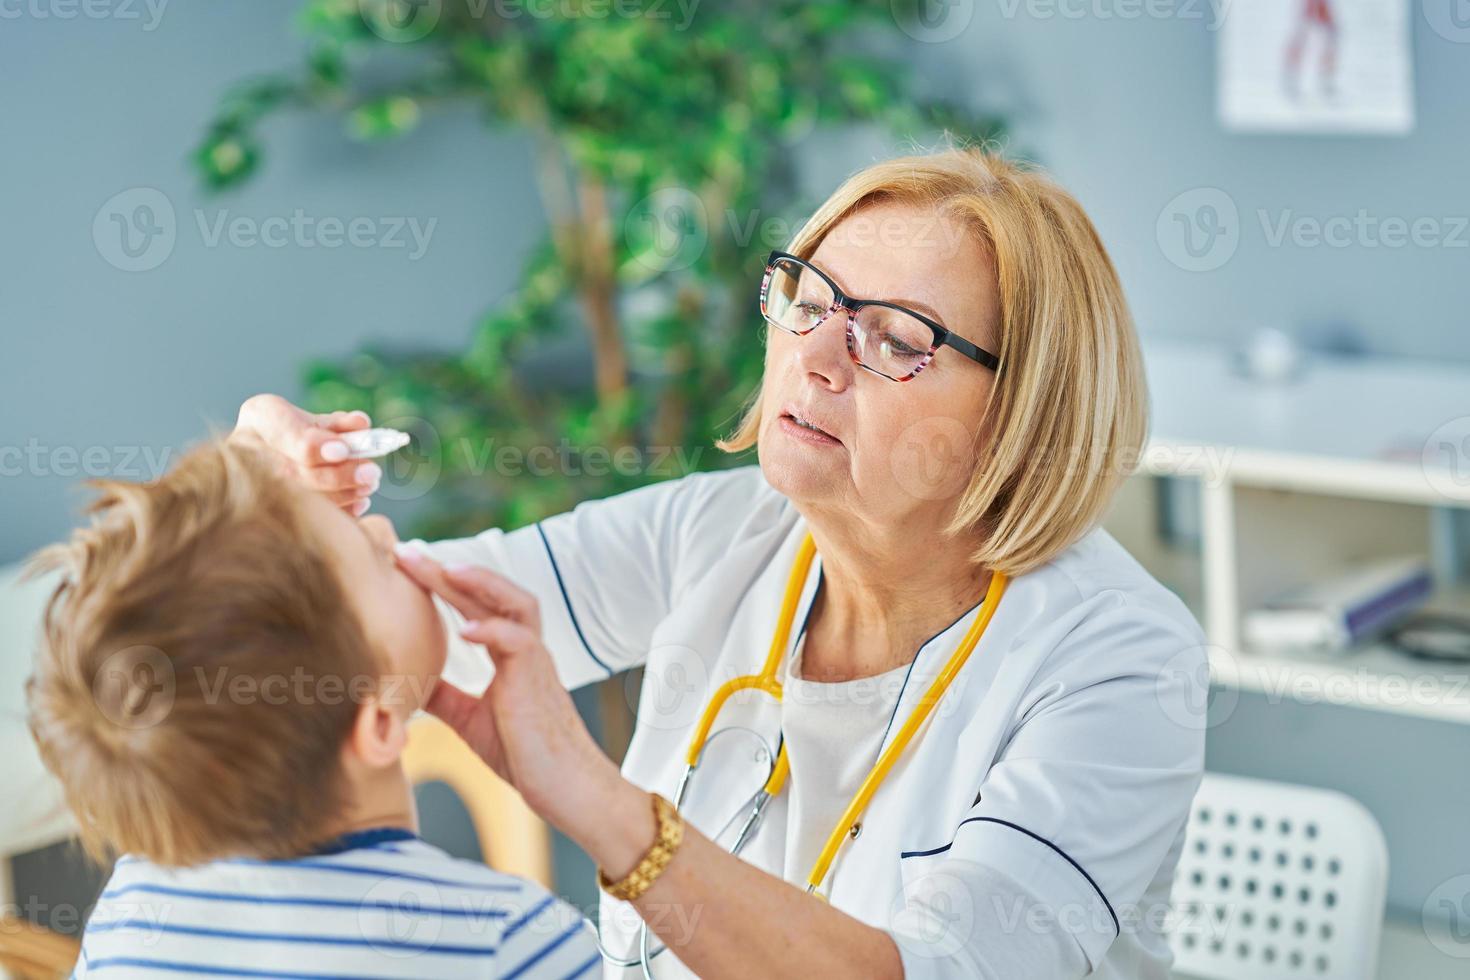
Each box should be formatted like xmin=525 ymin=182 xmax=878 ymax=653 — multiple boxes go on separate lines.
xmin=759 ymin=250 xmax=1001 ymax=382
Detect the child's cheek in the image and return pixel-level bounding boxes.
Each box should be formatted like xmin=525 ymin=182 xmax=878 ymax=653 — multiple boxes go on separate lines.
xmin=409 ymin=581 xmax=449 ymax=677
xmin=426 ymin=598 xmax=449 ymax=675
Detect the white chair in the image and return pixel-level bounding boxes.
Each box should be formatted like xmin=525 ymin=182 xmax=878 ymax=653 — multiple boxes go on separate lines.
xmin=0 ymin=565 xmax=79 ymax=884
xmin=1169 ymin=772 xmax=1389 ymax=980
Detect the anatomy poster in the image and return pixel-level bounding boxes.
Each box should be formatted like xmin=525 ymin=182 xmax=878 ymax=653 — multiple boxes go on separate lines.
xmin=1218 ymin=0 xmax=1414 ymax=135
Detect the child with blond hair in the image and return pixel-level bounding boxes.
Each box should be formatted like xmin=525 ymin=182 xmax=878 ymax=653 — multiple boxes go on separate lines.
xmin=27 ymin=438 xmax=598 ymax=978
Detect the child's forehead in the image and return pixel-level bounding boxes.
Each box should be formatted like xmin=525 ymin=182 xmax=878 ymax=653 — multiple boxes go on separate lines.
xmin=290 ymin=484 xmax=336 ymax=525
xmin=292 ymin=488 xmax=362 ymax=554
xmin=296 ymin=488 xmax=398 ymax=558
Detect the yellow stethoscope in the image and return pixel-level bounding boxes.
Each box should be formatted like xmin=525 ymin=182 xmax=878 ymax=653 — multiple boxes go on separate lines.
xmin=601 ymin=532 xmax=1009 ymax=977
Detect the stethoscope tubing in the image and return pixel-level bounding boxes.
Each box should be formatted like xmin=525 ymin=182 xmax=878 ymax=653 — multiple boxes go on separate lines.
xmin=597 ymin=733 xmax=778 ymax=972
xmin=595 ymin=534 xmax=1008 ymax=977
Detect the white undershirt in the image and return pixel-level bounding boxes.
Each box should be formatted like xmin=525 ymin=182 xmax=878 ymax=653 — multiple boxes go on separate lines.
xmin=779 ymin=632 xmax=911 ymax=890
xmin=772 ymin=632 xmax=1092 ymax=980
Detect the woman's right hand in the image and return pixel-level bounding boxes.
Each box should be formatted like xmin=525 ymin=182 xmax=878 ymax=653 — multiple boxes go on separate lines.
xmin=232 ymin=394 xmax=381 ymax=515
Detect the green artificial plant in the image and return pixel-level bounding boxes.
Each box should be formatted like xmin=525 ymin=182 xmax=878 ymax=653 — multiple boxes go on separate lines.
xmin=194 ymin=0 xmax=1004 ymax=751
xmin=194 ymin=0 xmax=1004 ymax=538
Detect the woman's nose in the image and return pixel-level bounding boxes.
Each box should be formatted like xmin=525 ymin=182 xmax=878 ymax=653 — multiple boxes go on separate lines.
xmin=793 ymin=307 xmax=855 ymax=391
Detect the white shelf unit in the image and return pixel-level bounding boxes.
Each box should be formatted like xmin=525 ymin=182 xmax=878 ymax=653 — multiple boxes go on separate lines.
xmin=1103 ymin=339 xmax=1470 ymax=726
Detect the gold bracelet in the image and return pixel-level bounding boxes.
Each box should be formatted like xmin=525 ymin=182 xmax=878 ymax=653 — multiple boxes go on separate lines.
xmin=597 ymin=793 xmax=684 ymax=902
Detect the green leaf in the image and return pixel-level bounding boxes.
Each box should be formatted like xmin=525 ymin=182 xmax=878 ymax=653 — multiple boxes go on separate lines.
xmin=206 ymin=0 xmax=1011 ymax=540
xmin=192 ymin=130 xmax=260 ymax=190
xmin=348 ymin=96 xmax=422 ymax=139
xmin=307 ymin=44 xmax=348 ymax=89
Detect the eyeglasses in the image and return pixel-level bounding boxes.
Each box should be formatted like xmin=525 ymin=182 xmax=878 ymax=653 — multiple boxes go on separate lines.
xmin=758 ymin=250 xmax=1000 ymax=382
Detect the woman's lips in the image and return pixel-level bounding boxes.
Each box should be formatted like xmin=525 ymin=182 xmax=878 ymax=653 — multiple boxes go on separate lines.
xmin=778 ymin=412 xmax=842 ymax=447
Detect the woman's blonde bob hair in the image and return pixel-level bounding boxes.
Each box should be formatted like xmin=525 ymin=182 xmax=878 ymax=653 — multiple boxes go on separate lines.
xmin=719 ymin=142 xmax=1148 ymax=577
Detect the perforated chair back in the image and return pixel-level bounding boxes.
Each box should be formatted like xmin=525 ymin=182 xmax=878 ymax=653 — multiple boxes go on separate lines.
xmin=1168 ymin=772 xmax=1388 ymax=980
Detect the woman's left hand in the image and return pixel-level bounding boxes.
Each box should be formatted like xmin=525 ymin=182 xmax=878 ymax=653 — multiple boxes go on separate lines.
xmin=393 ymin=549 xmax=624 ymax=832
xmin=395 ymin=549 xmax=905 ymax=980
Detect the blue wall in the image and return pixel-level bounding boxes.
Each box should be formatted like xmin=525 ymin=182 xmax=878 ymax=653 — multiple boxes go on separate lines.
xmin=7 ymin=4 xmax=1470 ymax=558
xmin=935 ymin=1 xmax=1470 ymax=361
xmin=1 ymin=0 xmax=548 ymax=561
xmin=5 ymin=0 xmax=1468 ymax=925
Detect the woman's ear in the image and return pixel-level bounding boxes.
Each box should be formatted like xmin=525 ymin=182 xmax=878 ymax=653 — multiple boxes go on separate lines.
xmin=347 ymin=694 xmax=409 ymax=770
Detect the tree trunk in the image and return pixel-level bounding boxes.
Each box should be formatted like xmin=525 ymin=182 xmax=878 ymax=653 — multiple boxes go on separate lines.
xmin=575 ymin=176 xmax=628 ymax=407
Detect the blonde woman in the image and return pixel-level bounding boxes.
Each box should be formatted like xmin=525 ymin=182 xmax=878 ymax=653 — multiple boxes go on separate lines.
xmin=235 ymin=146 xmax=1208 ymax=979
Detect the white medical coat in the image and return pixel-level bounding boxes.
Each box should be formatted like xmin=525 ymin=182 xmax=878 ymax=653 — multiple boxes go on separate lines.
xmin=423 ymin=464 xmax=1208 ymax=979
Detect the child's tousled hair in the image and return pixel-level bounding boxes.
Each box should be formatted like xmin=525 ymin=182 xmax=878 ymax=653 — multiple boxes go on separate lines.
xmin=26 ymin=439 xmax=376 ymax=866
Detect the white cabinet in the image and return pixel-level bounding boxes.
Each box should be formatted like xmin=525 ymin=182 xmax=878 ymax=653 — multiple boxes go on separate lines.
xmin=1104 ymin=340 xmax=1470 ymax=725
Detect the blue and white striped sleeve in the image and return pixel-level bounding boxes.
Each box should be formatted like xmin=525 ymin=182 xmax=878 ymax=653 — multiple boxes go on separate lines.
xmin=490 ymin=882 xmax=600 ymax=980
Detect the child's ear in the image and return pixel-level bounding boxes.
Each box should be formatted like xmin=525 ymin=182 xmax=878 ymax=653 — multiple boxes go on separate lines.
xmin=347 ymin=695 xmax=408 ymax=770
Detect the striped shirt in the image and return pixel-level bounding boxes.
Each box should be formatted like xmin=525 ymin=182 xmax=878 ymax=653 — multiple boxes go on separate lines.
xmin=72 ymin=828 xmax=600 ymax=979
